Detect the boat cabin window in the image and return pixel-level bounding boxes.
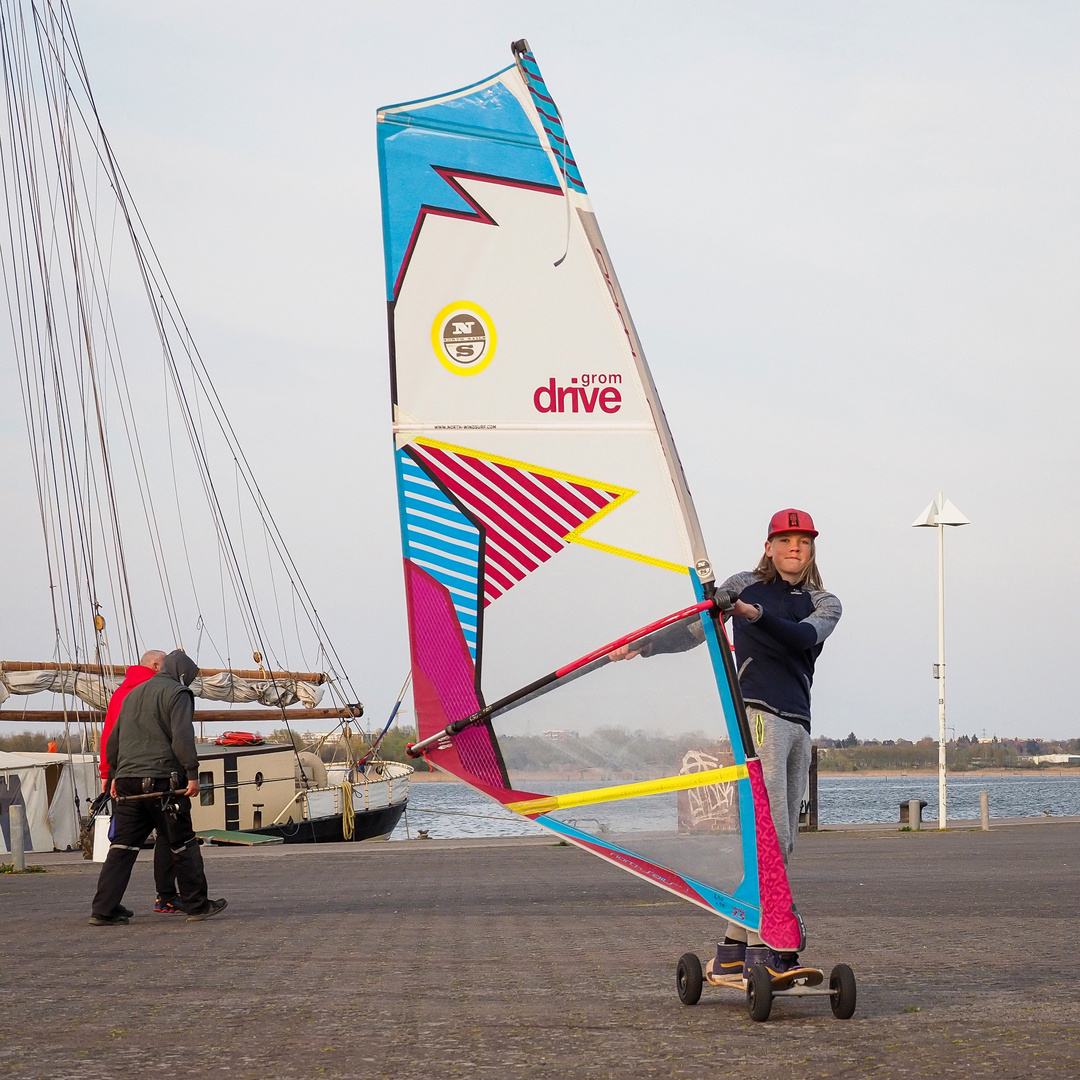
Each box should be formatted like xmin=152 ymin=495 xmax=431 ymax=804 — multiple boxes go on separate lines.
xmin=199 ymin=771 xmax=215 ymax=805
xmin=254 ymin=771 xmax=263 ymax=789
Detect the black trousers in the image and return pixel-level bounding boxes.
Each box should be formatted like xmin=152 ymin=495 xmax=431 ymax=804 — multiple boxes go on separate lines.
xmin=153 ymin=835 xmax=179 ymax=903
xmin=91 ymin=777 xmax=209 ymax=917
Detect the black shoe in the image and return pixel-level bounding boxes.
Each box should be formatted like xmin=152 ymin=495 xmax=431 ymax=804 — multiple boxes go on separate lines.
xmin=187 ymin=898 xmax=227 ymax=922
xmin=89 ymin=911 xmax=130 ymax=926
xmin=119 ymin=905 xmax=134 ymax=919
xmin=744 ymin=946 xmax=800 ymax=978
xmin=712 ymin=942 xmax=747 ymax=978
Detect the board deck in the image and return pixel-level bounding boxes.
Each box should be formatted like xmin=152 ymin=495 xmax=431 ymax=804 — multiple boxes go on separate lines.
xmin=705 ymin=962 xmax=824 ymax=991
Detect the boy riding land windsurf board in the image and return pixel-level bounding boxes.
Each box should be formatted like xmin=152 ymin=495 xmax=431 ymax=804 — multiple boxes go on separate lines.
xmin=613 ymin=508 xmax=840 ymax=983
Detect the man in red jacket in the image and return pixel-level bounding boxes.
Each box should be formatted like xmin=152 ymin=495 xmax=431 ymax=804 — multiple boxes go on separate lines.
xmin=100 ymin=651 xmax=166 ymax=790
xmin=99 ymin=650 xmax=184 ymax=916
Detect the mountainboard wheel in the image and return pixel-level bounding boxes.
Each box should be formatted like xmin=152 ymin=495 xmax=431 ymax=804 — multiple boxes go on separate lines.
xmin=676 ymin=952 xmax=703 ymax=1006
xmin=829 ymin=963 xmax=857 ymax=1019
xmin=746 ymin=964 xmax=773 ymax=1022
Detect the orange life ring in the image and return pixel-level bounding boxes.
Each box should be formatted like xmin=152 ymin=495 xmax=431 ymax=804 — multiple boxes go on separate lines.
xmin=214 ymin=731 xmax=265 ymax=746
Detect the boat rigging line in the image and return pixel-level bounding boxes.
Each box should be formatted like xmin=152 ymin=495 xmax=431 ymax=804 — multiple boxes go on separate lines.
xmin=0 ymin=0 xmax=368 ymax=786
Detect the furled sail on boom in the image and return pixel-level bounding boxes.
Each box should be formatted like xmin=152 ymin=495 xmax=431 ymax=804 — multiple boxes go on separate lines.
xmin=378 ymin=41 xmax=802 ymax=949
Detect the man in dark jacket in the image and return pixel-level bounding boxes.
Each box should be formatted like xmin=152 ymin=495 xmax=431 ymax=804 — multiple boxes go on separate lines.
xmin=99 ymin=649 xmax=183 ymax=915
xmin=89 ymin=649 xmax=227 ymax=925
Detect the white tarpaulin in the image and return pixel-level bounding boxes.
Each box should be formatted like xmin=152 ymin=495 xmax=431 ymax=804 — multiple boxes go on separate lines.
xmin=0 ymin=669 xmax=324 ymax=710
xmin=189 ymin=672 xmax=324 ymax=709
xmin=0 ymin=752 xmax=98 ymax=853
xmin=0 ymin=670 xmax=119 ymax=710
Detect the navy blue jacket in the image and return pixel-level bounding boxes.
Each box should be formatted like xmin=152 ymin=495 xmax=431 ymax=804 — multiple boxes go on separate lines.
xmin=642 ymin=570 xmax=841 ymax=731
xmin=724 ymin=572 xmax=841 ymax=729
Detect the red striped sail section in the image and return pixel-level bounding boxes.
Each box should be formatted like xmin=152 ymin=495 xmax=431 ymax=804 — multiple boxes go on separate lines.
xmin=409 ymin=441 xmax=624 ymax=606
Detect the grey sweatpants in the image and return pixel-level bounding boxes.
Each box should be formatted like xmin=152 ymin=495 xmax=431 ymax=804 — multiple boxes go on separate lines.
xmin=751 ymin=707 xmax=812 ymax=862
xmin=726 ymin=707 xmax=812 ymax=946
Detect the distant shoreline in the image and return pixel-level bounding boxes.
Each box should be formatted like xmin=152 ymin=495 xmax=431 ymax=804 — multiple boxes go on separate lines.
xmin=405 ymin=766 xmax=1080 ymax=783
xmin=817 ymin=768 xmax=1079 ymax=778
xmin=407 ymin=766 xmax=452 ymax=782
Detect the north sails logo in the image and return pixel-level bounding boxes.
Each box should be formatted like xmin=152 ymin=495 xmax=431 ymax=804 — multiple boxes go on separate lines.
xmin=432 ymin=301 xmax=496 ymax=376
xmin=533 ymin=373 xmax=622 ymax=414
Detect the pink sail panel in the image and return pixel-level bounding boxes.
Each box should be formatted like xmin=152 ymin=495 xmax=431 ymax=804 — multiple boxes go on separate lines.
xmin=746 ymin=758 xmax=802 ymax=951
xmin=409 ymin=441 xmax=624 ymax=605
xmin=403 ymin=559 xmax=505 ymax=789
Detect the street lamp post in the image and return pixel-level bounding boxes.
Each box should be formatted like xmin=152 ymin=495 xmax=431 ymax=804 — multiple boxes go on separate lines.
xmin=912 ymin=493 xmax=969 ymax=830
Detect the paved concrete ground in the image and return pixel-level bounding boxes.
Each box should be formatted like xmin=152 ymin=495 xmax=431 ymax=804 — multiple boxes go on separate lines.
xmin=2 ymin=825 xmax=1078 ymax=1079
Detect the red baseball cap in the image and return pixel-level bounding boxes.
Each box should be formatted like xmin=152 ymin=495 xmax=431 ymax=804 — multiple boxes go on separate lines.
xmin=767 ymin=508 xmax=818 ymax=539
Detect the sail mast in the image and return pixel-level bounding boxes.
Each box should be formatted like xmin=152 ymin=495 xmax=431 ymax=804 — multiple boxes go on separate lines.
xmin=577 ymin=212 xmax=714 ymax=587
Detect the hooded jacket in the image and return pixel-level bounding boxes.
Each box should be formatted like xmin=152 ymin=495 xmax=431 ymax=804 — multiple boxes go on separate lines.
xmin=98 ymin=664 xmax=157 ymax=782
xmin=106 ymin=650 xmax=201 ymax=781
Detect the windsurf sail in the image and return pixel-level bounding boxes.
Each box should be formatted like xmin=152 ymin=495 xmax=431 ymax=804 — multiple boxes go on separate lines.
xmin=377 ymin=40 xmax=802 ymax=950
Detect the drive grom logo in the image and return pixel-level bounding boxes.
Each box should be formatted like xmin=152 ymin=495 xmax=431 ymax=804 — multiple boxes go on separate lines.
xmin=533 ymin=373 xmax=622 ymax=413
xmin=432 ymin=301 xmax=497 ymax=376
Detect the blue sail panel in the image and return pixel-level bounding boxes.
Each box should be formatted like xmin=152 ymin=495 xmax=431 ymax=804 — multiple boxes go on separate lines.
xmin=395 ymin=448 xmax=482 ymax=658
xmin=378 ymin=75 xmax=560 ymax=299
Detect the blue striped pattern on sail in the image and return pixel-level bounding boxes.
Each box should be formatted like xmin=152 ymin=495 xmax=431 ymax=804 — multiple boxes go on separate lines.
xmin=396 ymin=449 xmax=482 ymax=657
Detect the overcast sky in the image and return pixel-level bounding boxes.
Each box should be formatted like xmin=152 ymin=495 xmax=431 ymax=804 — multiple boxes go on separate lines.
xmin=2 ymin=1 xmax=1078 ymax=743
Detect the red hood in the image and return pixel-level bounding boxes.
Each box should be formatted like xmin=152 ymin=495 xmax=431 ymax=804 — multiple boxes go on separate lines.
xmin=99 ymin=664 xmax=159 ymax=781
xmin=117 ymin=665 xmax=156 ymax=691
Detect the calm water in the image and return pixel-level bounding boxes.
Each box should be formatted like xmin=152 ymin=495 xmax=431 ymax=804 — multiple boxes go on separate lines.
xmin=388 ymin=774 xmax=1080 ymax=842
xmin=391 ymin=780 xmax=539 ymax=841
xmin=816 ymin=773 xmax=1080 ymax=824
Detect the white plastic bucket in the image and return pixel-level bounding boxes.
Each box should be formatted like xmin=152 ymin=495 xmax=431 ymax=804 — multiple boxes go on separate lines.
xmin=92 ymin=813 xmax=111 ymax=862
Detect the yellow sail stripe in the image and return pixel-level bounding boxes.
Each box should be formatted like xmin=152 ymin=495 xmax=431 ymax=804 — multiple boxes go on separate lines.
xmin=505 ymin=764 xmax=749 ymax=817
xmin=566 ymin=534 xmax=690 ymax=575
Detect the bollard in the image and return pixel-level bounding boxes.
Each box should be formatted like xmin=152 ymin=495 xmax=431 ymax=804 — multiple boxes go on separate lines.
xmin=10 ymin=804 xmax=26 ymax=870
xmin=908 ymin=799 xmax=922 ymax=831
xmin=980 ymin=789 xmax=990 ymax=832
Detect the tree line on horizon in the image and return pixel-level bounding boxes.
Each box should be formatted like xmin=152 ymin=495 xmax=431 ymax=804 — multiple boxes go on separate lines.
xmin=814 ymin=735 xmax=1080 ymax=772
xmin=3 ymin=726 xmax=1076 ymax=773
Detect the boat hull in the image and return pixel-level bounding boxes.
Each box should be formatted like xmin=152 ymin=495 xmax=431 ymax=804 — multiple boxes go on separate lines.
xmin=251 ymin=799 xmax=407 ymax=844
xmin=189 ymin=743 xmax=411 ymax=843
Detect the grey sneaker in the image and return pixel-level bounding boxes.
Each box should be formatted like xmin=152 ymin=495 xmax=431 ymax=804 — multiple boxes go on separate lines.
xmin=88 ymin=911 xmax=130 ymax=926
xmin=187 ymin=898 xmax=227 ymax=922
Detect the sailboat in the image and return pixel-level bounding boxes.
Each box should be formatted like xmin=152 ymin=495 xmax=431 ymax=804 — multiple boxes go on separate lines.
xmin=377 ymin=41 xmax=855 ymax=1013
xmin=0 ymin=0 xmax=409 ymax=848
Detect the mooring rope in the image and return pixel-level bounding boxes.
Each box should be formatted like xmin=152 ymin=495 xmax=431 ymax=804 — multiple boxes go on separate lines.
xmin=340 ymin=779 xmax=355 ymax=841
